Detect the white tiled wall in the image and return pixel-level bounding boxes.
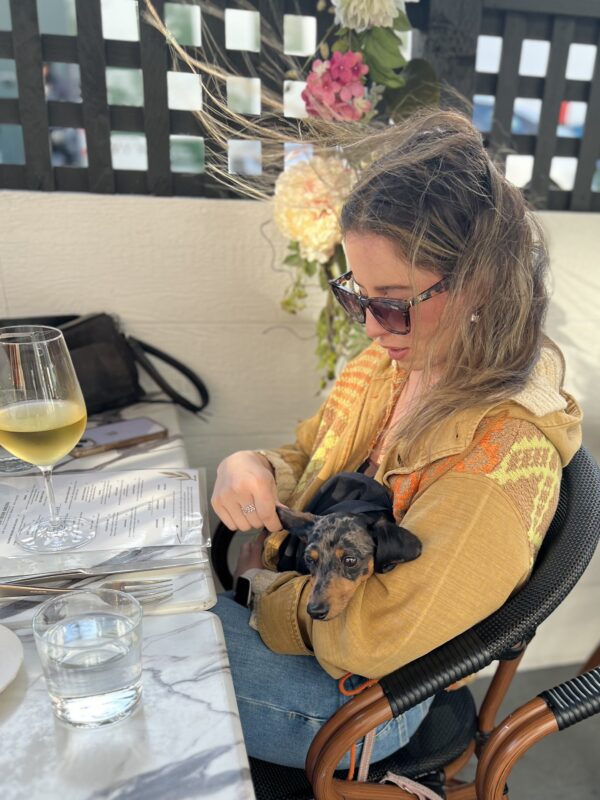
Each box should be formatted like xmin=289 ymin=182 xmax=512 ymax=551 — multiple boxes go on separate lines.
xmin=0 ymin=191 xmax=597 ymax=670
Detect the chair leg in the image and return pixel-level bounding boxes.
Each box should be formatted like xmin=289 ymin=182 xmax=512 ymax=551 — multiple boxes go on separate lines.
xmin=476 ymin=698 xmax=546 ymax=797
xmin=445 ymin=783 xmax=478 ymax=799
xmin=476 ymin=699 xmax=558 ymax=800
xmin=311 ymin=695 xmax=398 ymax=799
xmin=306 ymin=684 xmax=386 ymax=784
xmin=443 ymin=739 xmax=476 ymax=780
xmin=475 ymin=698 xmax=546 ymax=798
xmin=316 ymin=778 xmax=432 ymax=800
xmin=477 ymin=652 xmax=525 ymax=741
xmin=435 ymin=654 xmax=526 ymax=800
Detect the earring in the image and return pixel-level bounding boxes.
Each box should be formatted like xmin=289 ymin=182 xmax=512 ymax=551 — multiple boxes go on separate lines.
xmin=470 ymin=311 xmax=480 ymax=323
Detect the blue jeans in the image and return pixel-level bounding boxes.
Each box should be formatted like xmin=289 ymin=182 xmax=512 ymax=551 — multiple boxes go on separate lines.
xmin=212 ymin=593 xmax=434 ymax=769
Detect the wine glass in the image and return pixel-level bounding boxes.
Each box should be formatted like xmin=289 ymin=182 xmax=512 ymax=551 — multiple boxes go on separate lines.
xmin=0 ymin=325 xmax=95 ymax=552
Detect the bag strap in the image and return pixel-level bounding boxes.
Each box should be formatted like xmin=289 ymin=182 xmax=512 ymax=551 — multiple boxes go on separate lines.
xmin=127 ymin=336 xmax=210 ymax=416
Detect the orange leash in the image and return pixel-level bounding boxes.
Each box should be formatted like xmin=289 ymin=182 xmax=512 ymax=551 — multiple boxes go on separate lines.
xmin=337 ymin=672 xmax=379 ymax=780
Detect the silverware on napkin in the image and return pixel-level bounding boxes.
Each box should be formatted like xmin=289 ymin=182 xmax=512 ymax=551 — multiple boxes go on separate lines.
xmin=0 ymin=556 xmax=206 ymax=586
xmin=0 ymin=575 xmax=175 ymax=603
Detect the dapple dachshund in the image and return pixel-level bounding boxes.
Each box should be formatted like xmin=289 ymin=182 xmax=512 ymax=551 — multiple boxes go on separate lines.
xmin=276 ymin=507 xmax=422 ymax=621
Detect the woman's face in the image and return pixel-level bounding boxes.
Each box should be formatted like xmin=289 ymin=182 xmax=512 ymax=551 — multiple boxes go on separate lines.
xmin=343 ymin=232 xmax=451 ymax=369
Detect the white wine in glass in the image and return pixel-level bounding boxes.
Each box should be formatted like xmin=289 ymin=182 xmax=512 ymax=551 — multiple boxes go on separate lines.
xmin=0 ymin=326 xmax=95 ymax=552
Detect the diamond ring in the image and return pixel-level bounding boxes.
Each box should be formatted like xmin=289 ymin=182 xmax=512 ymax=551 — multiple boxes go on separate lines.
xmin=241 ymin=504 xmax=257 ymax=515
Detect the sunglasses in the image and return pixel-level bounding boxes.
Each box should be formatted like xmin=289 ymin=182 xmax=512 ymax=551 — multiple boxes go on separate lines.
xmin=329 ymin=271 xmax=451 ymax=335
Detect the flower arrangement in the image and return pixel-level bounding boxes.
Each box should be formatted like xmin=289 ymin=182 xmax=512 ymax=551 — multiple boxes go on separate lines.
xmin=333 ymin=0 xmax=407 ymax=32
xmin=302 ymin=51 xmax=371 ymax=122
xmin=274 ymin=2 xmax=437 ymax=385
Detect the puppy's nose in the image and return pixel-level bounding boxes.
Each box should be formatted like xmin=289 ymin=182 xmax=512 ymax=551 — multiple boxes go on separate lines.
xmin=307 ymin=601 xmax=329 ymax=620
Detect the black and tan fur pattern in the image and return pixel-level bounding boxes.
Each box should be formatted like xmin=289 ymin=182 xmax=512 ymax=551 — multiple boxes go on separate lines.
xmin=276 ymin=507 xmax=422 ymax=621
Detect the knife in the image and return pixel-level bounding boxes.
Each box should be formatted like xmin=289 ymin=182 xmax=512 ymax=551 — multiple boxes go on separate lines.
xmin=0 ymin=556 xmax=208 ymax=586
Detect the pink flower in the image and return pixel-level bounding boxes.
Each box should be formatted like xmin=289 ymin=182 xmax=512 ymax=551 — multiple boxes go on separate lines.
xmin=329 ymin=51 xmax=369 ymax=83
xmin=301 ymin=51 xmax=371 ymax=122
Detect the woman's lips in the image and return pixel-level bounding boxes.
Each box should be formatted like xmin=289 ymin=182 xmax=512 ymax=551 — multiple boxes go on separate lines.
xmin=385 ymin=347 xmax=410 ymax=360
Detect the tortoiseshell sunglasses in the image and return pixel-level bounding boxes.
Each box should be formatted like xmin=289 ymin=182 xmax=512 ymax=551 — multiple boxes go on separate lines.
xmin=329 ymin=271 xmax=450 ymax=335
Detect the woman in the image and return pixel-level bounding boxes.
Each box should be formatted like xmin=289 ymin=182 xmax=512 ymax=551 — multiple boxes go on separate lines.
xmin=210 ymin=109 xmax=582 ymax=768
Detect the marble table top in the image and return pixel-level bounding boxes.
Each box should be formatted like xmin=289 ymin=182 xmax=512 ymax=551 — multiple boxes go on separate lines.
xmin=0 ymin=404 xmax=256 ymax=800
xmin=0 ymin=613 xmax=255 ymax=800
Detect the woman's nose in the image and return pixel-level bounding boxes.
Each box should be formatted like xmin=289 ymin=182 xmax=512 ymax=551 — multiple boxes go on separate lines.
xmin=364 ymin=308 xmax=388 ymax=338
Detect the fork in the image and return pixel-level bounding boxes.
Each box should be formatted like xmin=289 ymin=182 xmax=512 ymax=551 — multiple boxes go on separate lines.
xmin=87 ymin=576 xmax=174 ymax=605
xmin=0 ymin=576 xmax=174 ymax=605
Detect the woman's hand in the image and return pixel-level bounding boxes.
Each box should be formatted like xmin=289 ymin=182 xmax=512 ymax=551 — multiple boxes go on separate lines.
xmin=211 ymin=450 xmax=282 ymax=533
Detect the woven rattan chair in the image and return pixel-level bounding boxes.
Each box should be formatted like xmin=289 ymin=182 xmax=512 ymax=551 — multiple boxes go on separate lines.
xmin=211 ymin=446 xmax=600 ymax=800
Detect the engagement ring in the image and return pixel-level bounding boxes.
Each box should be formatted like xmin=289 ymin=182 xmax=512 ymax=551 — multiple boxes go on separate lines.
xmin=241 ymin=504 xmax=256 ymax=515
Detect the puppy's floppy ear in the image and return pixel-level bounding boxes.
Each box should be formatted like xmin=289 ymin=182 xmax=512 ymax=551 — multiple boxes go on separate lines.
xmin=276 ymin=506 xmax=317 ymax=543
xmin=370 ymin=517 xmax=422 ymax=574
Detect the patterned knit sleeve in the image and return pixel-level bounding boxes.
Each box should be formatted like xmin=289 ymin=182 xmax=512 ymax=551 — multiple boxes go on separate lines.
xmin=390 ymin=415 xmax=563 ymax=568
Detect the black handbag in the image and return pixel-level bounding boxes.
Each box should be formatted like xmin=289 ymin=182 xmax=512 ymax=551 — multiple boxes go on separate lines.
xmin=0 ymin=313 xmax=210 ymax=417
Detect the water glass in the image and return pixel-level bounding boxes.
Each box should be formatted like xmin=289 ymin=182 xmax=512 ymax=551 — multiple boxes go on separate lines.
xmin=32 ymin=589 xmax=143 ymax=728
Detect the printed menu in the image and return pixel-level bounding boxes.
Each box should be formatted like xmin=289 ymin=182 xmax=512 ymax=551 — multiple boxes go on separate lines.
xmin=0 ymin=469 xmax=205 ymax=558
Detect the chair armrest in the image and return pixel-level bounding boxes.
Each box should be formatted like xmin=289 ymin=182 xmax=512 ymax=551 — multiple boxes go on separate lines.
xmin=380 ymin=629 xmax=493 ymax=717
xmin=210 ymin=521 xmax=236 ymax=590
xmin=539 ymin=665 xmax=600 ymax=730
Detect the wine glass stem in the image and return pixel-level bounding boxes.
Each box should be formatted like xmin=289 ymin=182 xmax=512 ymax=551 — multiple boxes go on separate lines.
xmin=40 ymin=466 xmax=60 ymax=525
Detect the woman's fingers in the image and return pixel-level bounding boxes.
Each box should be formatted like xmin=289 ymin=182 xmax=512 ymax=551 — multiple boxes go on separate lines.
xmin=212 ymin=499 xmax=239 ymax=532
xmin=211 ymin=451 xmax=283 ymax=533
xmin=220 ymin=498 xmax=256 ymax=533
xmin=236 ymin=498 xmax=263 ymax=532
xmin=214 ymin=493 xmax=282 ymax=534
xmin=231 ymin=488 xmax=280 ymax=532
xmin=257 ymin=497 xmax=284 ymax=532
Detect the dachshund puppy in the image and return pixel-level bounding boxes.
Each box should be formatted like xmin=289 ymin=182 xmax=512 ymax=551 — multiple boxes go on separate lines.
xmin=276 ymin=507 xmax=422 ymax=621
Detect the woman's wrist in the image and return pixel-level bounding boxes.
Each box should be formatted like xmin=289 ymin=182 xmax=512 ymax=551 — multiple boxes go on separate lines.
xmin=255 ymin=451 xmax=276 ymax=476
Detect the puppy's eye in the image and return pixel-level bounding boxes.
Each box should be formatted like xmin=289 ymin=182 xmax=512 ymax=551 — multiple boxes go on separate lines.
xmin=342 ymin=556 xmax=357 ymax=567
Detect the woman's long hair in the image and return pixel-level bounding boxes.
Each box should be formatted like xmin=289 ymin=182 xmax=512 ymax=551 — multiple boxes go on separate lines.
xmin=142 ymin=2 xmax=558 ymax=457
xmin=340 ymin=108 xmax=556 ymax=457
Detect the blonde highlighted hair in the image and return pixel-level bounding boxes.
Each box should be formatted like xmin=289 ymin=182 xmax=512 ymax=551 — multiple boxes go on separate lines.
xmin=340 ymin=109 xmax=557 ymax=457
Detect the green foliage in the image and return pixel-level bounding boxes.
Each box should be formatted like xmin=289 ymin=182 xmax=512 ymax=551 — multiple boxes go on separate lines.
xmin=280 ymin=242 xmax=319 ymax=314
xmin=331 ymin=37 xmax=349 ymax=54
xmin=393 ymin=11 xmax=412 ymax=32
xmin=384 ymin=59 xmax=440 ymax=121
xmin=280 ymin=242 xmax=370 ymax=386
xmin=315 ymin=300 xmax=371 ymax=387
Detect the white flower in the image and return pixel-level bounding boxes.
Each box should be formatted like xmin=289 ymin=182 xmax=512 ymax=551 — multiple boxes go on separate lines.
xmin=274 ymin=156 xmax=356 ymax=264
xmin=332 ymin=0 xmax=405 ymax=32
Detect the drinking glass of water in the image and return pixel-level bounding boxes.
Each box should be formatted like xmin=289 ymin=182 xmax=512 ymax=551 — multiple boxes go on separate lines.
xmin=32 ymin=588 xmax=143 ymax=727
xmin=0 ymin=325 xmax=94 ymax=551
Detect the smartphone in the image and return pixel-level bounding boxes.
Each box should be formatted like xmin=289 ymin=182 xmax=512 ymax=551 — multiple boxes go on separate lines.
xmin=71 ymin=417 xmax=168 ymax=458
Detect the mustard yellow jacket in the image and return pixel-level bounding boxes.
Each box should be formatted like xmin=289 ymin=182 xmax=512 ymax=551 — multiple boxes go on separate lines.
xmin=255 ymin=342 xmax=582 ymax=679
